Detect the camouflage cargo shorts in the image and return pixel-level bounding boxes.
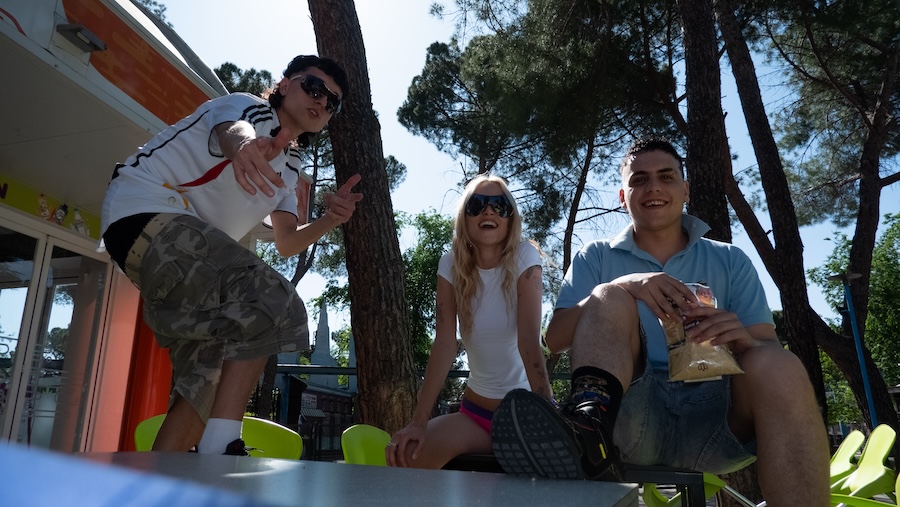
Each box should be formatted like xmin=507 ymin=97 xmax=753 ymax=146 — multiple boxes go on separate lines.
xmin=134 ymin=214 xmax=309 ymax=421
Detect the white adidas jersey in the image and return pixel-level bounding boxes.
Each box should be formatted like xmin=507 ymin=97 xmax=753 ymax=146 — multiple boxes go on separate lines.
xmin=101 ymin=93 xmax=307 ymax=241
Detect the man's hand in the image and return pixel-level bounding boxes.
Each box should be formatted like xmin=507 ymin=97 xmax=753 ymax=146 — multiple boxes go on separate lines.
xmin=222 ymin=122 xmax=296 ymax=197
xmin=321 ymin=174 xmax=364 ymax=224
xmin=681 ymin=305 xmax=773 ymax=355
xmin=611 ymin=272 xmax=698 ymax=320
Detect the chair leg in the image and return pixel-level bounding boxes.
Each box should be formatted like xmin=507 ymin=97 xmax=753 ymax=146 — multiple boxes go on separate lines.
xmin=681 ymin=472 xmax=706 ymax=507
xmin=718 ymin=485 xmax=760 ymax=507
xmin=623 ymin=466 xmax=707 ymax=507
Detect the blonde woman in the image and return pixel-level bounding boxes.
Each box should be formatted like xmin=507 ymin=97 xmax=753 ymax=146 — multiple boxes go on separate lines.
xmin=386 ymin=174 xmax=553 ymax=469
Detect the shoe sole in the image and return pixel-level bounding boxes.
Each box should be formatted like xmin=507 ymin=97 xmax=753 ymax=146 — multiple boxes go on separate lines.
xmin=491 ymin=389 xmax=585 ymax=479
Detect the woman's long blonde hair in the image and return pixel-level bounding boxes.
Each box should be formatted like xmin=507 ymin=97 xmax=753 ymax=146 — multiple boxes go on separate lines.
xmin=451 ymin=174 xmax=524 ymax=337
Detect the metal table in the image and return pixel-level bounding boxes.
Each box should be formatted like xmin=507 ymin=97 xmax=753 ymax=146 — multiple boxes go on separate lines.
xmin=82 ymin=451 xmax=638 ymax=506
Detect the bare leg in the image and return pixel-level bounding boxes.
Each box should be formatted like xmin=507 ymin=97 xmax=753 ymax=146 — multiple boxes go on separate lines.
xmin=153 ymin=395 xmax=204 ymax=451
xmin=152 ymin=356 xmax=269 ymax=451
xmin=570 ymin=283 xmax=642 ymax=387
xmin=209 ymin=356 xmax=269 ymax=420
xmin=398 ymin=413 xmax=491 ymax=469
xmin=729 ymin=346 xmax=830 ymax=506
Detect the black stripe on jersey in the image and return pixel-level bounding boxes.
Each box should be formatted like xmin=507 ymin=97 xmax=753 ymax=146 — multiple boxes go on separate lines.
xmin=241 ymin=104 xmax=274 ymax=125
xmin=128 ymin=111 xmax=211 ymax=167
xmin=285 ymin=147 xmax=302 ymax=175
xmin=284 ymin=162 xmax=301 ymax=175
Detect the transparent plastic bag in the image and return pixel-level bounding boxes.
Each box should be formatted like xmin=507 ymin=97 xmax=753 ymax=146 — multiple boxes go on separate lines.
xmin=661 ymin=282 xmax=744 ymax=382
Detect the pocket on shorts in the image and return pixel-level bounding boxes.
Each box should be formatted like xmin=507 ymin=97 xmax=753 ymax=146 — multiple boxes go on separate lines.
xmin=142 ymin=259 xmax=186 ymax=305
xmin=141 ymin=258 xmax=221 ymax=342
xmin=217 ymin=262 xmax=295 ymax=336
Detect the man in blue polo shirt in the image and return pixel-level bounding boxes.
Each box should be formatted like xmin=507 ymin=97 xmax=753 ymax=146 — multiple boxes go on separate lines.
xmin=491 ymin=138 xmax=829 ymax=506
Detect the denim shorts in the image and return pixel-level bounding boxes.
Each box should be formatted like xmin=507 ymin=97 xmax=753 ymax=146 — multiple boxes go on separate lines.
xmin=613 ymin=335 xmax=757 ymax=474
xmin=136 ymin=214 xmax=309 ymax=421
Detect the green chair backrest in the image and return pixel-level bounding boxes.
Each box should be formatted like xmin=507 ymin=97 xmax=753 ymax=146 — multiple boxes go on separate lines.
xmin=837 ymin=424 xmax=897 ymax=499
xmin=831 ymin=430 xmax=866 ymax=484
xmin=341 ymin=424 xmax=390 ymax=466
xmin=134 ymin=414 xmax=166 ymax=451
xmin=242 ymin=416 xmax=303 ymax=460
xmin=134 ymin=414 xmax=302 ymax=459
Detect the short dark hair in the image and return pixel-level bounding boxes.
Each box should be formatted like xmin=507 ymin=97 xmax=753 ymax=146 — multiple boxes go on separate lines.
xmin=267 ymin=54 xmax=349 ymax=147
xmin=620 ymin=137 xmax=685 ymax=178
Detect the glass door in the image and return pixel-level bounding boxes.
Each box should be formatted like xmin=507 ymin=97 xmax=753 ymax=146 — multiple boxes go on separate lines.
xmin=0 ymin=224 xmax=40 ymax=436
xmin=0 ymin=216 xmax=110 ymax=451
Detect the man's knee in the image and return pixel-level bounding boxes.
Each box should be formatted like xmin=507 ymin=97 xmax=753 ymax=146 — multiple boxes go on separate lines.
xmin=738 ymin=345 xmax=809 ymax=387
xmin=733 ymin=345 xmax=819 ymax=422
xmin=583 ymin=283 xmax=638 ymax=323
xmin=589 ymin=282 xmax=634 ymax=305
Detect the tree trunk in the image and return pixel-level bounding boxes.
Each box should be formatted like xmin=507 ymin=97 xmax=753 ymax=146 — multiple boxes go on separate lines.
xmin=676 ymin=0 xmax=750 ymax=501
xmin=308 ymin=0 xmax=418 ymax=433
xmin=715 ymin=0 xmax=900 ymax=449
xmin=677 ymin=0 xmax=731 ymax=243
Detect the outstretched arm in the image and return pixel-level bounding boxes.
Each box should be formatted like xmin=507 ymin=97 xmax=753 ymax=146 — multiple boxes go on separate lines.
xmin=270 ymin=174 xmax=363 ymax=257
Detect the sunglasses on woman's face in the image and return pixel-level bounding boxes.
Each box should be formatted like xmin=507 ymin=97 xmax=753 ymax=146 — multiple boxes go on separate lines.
xmin=291 ymin=74 xmax=343 ymax=115
xmin=465 ymin=193 xmax=513 ymax=218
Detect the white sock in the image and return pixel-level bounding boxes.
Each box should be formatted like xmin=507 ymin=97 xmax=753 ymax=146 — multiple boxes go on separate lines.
xmin=197 ymin=418 xmax=242 ymax=454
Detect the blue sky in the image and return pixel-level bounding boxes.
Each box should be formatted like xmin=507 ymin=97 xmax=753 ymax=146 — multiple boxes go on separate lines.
xmin=162 ymin=0 xmax=899 ymax=339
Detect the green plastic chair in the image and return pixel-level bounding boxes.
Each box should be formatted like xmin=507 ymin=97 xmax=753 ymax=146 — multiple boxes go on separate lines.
xmin=832 ymin=424 xmax=897 ymax=501
xmin=831 ymin=473 xmax=900 ymax=506
xmin=642 ymin=472 xmax=759 ymax=507
xmin=341 ymin=423 xmax=391 ymax=466
xmin=832 ymin=430 xmax=867 ymax=486
xmin=134 ymin=414 xmax=303 ymax=459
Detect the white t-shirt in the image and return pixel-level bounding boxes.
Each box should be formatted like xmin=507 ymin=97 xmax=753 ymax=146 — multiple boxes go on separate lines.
xmin=437 ymin=241 xmax=542 ymax=399
xmin=101 ymin=93 xmax=308 ymax=241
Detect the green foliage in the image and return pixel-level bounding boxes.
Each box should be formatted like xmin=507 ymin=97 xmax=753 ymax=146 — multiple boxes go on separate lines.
xmin=398 ymin=210 xmax=454 ymax=367
xmin=310 ymin=209 xmax=451 ymax=370
xmin=330 ymin=326 xmax=353 ymax=387
xmin=765 ymin=1 xmax=900 ymax=227
xmin=549 ymin=351 xmax=571 ymax=403
xmin=132 ymin=0 xmax=172 ymax=28
xmin=45 ymin=327 xmax=67 ymax=361
xmin=809 ymin=213 xmax=900 ymax=385
xmin=399 ymin=0 xmax=681 ymax=295
xmin=214 ymin=63 xmax=274 ymax=96
xmin=821 ymin=349 xmax=863 ymax=425
xmin=866 ymin=213 xmax=900 ymax=385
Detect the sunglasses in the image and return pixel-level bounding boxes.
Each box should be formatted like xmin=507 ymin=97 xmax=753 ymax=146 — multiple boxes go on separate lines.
xmin=291 ymin=74 xmax=343 ymax=115
xmin=465 ymin=194 xmax=514 ymax=218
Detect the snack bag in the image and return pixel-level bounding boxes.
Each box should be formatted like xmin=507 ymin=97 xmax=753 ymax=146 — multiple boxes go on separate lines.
xmin=662 ymin=282 xmax=744 ymax=382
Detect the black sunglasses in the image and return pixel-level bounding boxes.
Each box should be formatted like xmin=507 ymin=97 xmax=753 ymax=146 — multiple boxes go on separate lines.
xmin=465 ymin=194 xmax=513 ymax=218
xmin=291 ymin=74 xmax=343 ymax=115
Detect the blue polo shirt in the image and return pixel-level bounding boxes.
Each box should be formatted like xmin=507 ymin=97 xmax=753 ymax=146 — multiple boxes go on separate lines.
xmin=556 ymin=215 xmax=774 ymax=372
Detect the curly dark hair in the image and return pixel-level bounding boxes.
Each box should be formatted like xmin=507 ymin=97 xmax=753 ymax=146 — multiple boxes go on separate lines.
xmin=267 ymin=55 xmax=349 ymax=148
xmin=619 ymin=137 xmax=685 ymax=178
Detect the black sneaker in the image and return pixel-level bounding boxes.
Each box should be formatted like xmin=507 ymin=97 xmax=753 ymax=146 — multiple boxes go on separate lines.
xmin=223 ymin=438 xmax=250 ymax=456
xmin=491 ymin=389 xmax=622 ymax=481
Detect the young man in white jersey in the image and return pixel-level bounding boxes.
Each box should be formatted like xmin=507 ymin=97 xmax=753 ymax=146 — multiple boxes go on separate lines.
xmin=101 ymin=55 xmax=363 ymax=454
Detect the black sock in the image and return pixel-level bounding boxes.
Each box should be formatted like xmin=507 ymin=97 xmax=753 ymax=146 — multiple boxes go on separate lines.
xmin=570 ymin=366 xmax=623 ymax=429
